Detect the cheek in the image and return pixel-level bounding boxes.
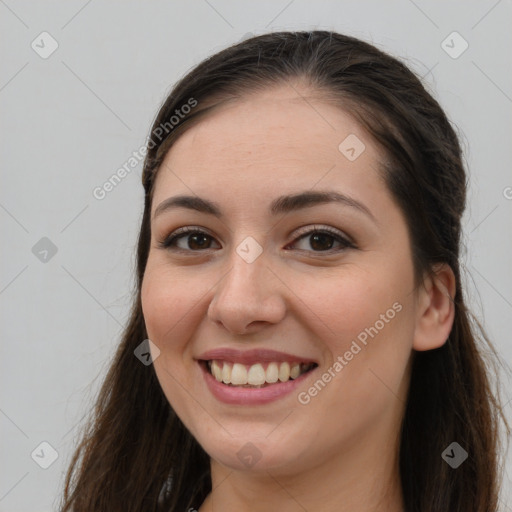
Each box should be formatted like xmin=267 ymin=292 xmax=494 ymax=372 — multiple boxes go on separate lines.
xmin=141 ymin=264 xmax=198 ymax=351
xmin=296 ymin=269 xmax=409 ymax=352
xmin=140 ymin=266 xmax=203 ymax=411
xmin=296 ymin=267 xmax=415 ymax=406
xmin=303 ymin=272 xmax=414 ymax=398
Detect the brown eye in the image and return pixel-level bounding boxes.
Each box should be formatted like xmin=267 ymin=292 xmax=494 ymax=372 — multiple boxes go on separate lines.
xmin=184 ymin=233 xmax=213 ymax=250
xmin=289 ymin=226 xmax=354 ymax=253
xmin=160 ymin=228 xmax=220 ymax=251
xmin=308 ymin=232 xmax=336 ymax=251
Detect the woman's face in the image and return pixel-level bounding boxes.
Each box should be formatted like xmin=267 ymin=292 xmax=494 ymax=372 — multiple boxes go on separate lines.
xmin=141 ymin=85 xmax=421 ymax=476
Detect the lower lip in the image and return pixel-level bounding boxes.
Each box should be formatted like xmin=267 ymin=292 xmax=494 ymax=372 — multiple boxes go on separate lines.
xmin=200 ymin=362 xmax=315 ymax=405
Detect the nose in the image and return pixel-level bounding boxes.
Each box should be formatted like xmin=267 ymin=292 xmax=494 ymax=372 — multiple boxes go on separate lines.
xmin=207 ymin=249 xmax=287 ymax=335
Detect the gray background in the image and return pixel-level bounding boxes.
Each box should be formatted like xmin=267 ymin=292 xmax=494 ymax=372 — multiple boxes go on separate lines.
xmin=1 ymin=1 xmax=511 ymax=510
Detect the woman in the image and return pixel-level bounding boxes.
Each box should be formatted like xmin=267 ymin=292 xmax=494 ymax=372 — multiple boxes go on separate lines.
xmin=60 ymin=31 xmax=509 ymax=512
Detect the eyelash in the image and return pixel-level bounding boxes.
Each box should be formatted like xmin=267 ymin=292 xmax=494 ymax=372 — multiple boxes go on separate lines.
xmin=158 ymin=225 xmax=356 ymax=254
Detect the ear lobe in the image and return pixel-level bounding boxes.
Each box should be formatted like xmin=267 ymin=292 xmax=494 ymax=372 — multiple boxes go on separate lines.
xmin=413 ymin=263 xmax=456 ymax=351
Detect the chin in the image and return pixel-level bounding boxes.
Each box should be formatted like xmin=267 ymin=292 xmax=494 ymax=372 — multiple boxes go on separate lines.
xmin=193 ymin=423 xmax=312 ymax=474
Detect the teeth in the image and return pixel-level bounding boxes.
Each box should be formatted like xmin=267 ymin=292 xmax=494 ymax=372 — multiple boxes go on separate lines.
xmin=278 ymin=362 xmax=290 ymax=382
xmin=231 ymin=363 xmax=248 ymax=385
xmin=290 ymin=363 xmax=300 ymax=379
xmin=247 ymin=363 xmax=266 ymax=385
xmin=208 ymin=360 xmax=314 ymax=387
xmin=221 ymin=362 xmax=232 ymax=384
xmin=265 ymin=362 xmax=279 ymax=383
xmin=211 ymin=360 xmax=223 ymax=382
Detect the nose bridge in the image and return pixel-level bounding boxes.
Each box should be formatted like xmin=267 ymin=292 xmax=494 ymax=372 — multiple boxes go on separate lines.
xmin=218 ymin=240 xmax=270 ymax=304
xmin=223 ymin=231 xmax=268 ymax=285
xmin=207 ymin=240 xmax=286 ymax=333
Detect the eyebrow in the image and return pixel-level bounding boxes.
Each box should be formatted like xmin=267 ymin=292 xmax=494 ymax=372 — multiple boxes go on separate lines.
xmin=153 ymin=190 xmax=376 ymax=222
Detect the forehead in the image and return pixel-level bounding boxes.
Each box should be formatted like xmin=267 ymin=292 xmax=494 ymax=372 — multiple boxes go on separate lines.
xmin=170 ymin=86 xmax=378 ymax=159
xmin=151 ymin=85 xmax=387 ymax=211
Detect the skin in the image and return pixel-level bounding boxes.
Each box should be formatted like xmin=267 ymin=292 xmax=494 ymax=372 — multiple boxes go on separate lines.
xmin=140 ymin=84 xmax=455 ymax=512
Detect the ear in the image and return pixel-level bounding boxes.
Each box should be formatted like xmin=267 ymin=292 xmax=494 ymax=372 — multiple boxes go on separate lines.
xmin=413 ymin=263 xmax=456 ymax=351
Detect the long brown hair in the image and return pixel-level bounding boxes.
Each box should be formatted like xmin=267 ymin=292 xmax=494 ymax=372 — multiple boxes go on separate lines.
xmin=60 ymin=31 xmax=510 ymax=512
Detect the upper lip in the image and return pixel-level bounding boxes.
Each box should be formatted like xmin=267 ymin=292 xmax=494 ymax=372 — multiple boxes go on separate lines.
xmin=197 ymin=348 xmax=318 ymax=365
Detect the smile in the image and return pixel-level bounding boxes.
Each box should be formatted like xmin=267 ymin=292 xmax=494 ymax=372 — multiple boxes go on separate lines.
xmin=197 ymin=348 xmax=319 ymax=404
xmin=206 ymin=360 xmax=317 ymax=388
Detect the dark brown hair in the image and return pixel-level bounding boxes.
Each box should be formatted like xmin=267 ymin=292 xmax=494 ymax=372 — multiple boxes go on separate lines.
xmin=60 ymin=30 xmax=509 ymax=512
